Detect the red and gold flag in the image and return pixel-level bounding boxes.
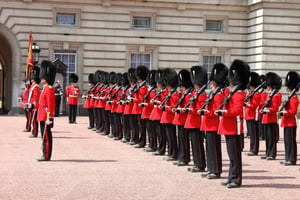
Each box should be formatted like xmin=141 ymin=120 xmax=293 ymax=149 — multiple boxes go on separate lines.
xmin=25 ymin=31 xmax=33 ymax=81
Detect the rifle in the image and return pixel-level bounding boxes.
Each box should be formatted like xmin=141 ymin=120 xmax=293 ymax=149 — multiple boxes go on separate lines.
xmin=150 ymin=88 xmax=165 ymax=106
xmin=172 ymin=87 xmax=193 ymax=113
xmin=198 ymin=86 xmax=222 ymax=115
xmin=100 ymin=84 xmax=116 ymax=101
xmin=159 ymin=87 xmax=177 ymax=110
xmin=117 ymin=85 xmax=130 ymax=105
xmin=139 ymin=86 xmax=156 ymax=107
xmin=278 ymin=82 xmax=300 ymax=114
xmin=214 ymin=84 xmax=241 ymax=115
xmin=82 ymin=82 xmax=99 ymax=99
xmin=259 ymin=88 xmax=279 ymax=113
xmin=243 ymin=81 xmax=266 ymax=107
xmin=182 ymin=82 xmax=208 ymax=113
xmin=125 ymin=81 xmax=147 ymax=104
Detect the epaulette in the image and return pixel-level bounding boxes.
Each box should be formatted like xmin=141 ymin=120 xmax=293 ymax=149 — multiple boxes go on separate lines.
xmin=49 ymin=86 xmax=52 ymax=88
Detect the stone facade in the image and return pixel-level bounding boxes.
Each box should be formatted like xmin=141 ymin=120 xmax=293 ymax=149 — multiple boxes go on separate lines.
xmin=0 ymin=0 xmax=299 ymax=114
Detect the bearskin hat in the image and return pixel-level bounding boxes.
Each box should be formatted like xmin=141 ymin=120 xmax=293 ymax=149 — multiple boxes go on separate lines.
xmin=101 ymin=71 xmax=108 ymax=84
xmin=122 ymin=72 xmax=129 ymax=87
xmin=155 ymin=70 xmax=165 ymax=86
xmin=30 ymin=66 xmax=40 ymax=84
xmin=136 ymin=65 xmax=149 ymax=81
xmin=147 ymin=70 xmax=156 ymax=87
xmin=40 ymin=60 xmax=56 ymax=86
xmin=69 ymin=73 xmax=78 ymax=83
xmin=114 ymin=73 xmax=122 ymax=86
xmin=164 ymin=68 xmax=178 ymax=88
xmin=228 ymin=59 xmax=250 ymax=90
xmin=266 ymin=72 xmax=282 ymax=90
xmin=285 ymin=71 xmax=300 ymax=90
xmin=209 ymin=63 xmax=228 ymax=87
xmin=108 ymin=72 xmax=116 ymax=84
xmin=128 ymin=68 xmax=137 ymax=83
xmin=190 ymin=65 xmax=208 ymax=86
xmin=249 ymin=72 xmax=261 ymax=88
xmin=88 ymin=73 xmax=95 ymax=85
xmin=178 ymin=69 xmax=192 ymax=88
xmin=94 ymin=70 xmax=102 ymax=83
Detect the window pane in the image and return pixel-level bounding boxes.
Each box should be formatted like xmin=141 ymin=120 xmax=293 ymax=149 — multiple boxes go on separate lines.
xmin=54 ymin=50 xmax=77 ymax=85
xmin=57 ymin=13 xmax=75 ymax=25
xmin=206 ymin=21 xmax=222 ymax=32
xmin=133 ymin=17 xmax=151 ymax=29
xmin=130 ymin=53 xmax=151 ymax=69
xmin=203 ymin=56 xmax=222 ymax=77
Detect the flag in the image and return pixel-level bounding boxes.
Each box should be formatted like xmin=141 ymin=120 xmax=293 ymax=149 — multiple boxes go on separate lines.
xmin=25 ymin=31 xmax=33 ymax=81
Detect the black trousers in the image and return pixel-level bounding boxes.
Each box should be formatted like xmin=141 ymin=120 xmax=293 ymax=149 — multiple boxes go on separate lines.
xmin=88 ymin=108 xmax=94 ymax=128
xmin=115 ymin=113 xmax=123 ymax=139
xmin=146 ymin=119 xmax=156 ymax=150
xmin=284 ymin=126 xmax=297 ymax=163
xmin=189 ymin=129 xmax=206 ymax=169
xmin=246 ymin=120 xmax=259 ymax=154
xmin=40 ymin=121 xmax=53 ymax=160
xmin=95 ymin=108 xmax=101 ymax=130
xmin=30 ymin=109 xmax=39 ymax=137
xmin=99 ymin=108 xmax=105 ymax=132
xmin=55 ymin=97 xmax=61 ymax=117
xmin=206 ymin=131 xmax=222 ymax=174
xmin=165 ymin=123 xmax=178 ymax=159
xmin=225 ymin=135 xmax=242 ymax=185
xmin=68 ymin=104 xmax=77 ymax=123
xmin=258 ymin=116 xmax=265 ymax=140
xmin=129 ymin=114 xmax=139 ymax=144
xmin=138 ymin=118 xmax=147 ymax=147
xmin=264 ymin=123 xmax=279 ymax=158
xmin=24 ymin=108 xmax=31 ymax=131
xmin=153 ymin=120 xmax=165 ymax=154
xmin=123 ymin=114 xmax=131 ymax=141
xmin=177 ymin=126 xmax=190 ymax=164
xmin=112 ymin=112 xmax=122 ymax=137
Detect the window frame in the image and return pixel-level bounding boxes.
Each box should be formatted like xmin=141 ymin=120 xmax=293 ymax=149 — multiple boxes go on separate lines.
xmin=130 ymin=53 xmax=152 ymax=69
xmin=204 ymin=15 xmax=228 ymax=33
xmin=130 ymin=12 xmax=156 ymax=31
xmin=53 ymin=8 xmax=80 ymax=27
xmin=54 ymin=50 xmax=77 ymax=85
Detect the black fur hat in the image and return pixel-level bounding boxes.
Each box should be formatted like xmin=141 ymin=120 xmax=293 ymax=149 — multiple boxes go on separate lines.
xmin=190 ymin=65 xmax=208 ymax=86
xmin=209 ymin=63 xmax=228 ymax=87
xmin=164 ymin=68 xmax=178 ymax=88
xmin=88 ymin=73 xmax=95 ymax=84
xmin=114 ymin=73 xmax=122 ymax=86
xmin=147 ymin=70 xmax=156 ymax=87
xmin=94 ymin=70 xmax=102 ymax=83
xmin=228 ymin=59 xmax=250 ymax=90
xmin=285 ymin=71 xmax=300 ymax=90
xmin=101 ymin=71 xmax=108 ymax=84
xmin=155 ymin=70 xmax=165 ymax=86
xmin=259 ymin=74 xmax=267 ymax=89
xmin=136 ymin=65 xmax=149 ymax=81
xmin=69 ymin=73 xmax=78 ymax=83
xmin=30 ymin=66 xmax=40 ymax=84
xmin=266 ymin=72 xmax=282 ymax=90
xmin=128 ymin=68 xmax=137 ymax=83
xmin=40 ymin=60 xmax=56 ymax=86
xmin=178 ymin=69 xmax=192 ymax=88
xmin=249 ymin=72 xmax=261 ymax=88
xmin=108 ymin=72 xmax=116 ymax=84
xmin=122 ymin=72 xmax=129 ymax=87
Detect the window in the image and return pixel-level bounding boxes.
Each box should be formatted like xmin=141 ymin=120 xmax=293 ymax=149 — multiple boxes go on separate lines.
xmin=205 ymin=20 xmax=223 ymax=32
xmin=56 ymin=13 xmax=76 ymax=25
xmin=130 ymin=54 xmax=151 ymax=69
xmin=54 ymin=50 xmax=77 ymax=85
xmin=132 ymin=17 xmax=151 ymax=29
xmin=203 ymin=56 xmax=222 ymax=77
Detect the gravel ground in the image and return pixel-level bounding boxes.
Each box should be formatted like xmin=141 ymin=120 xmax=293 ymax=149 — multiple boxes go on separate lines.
xmin=0 ymin=116 xmax=300 ymax=200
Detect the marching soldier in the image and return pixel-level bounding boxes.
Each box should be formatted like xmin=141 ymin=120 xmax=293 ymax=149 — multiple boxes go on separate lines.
xmin=36 ymin=60 xmax=56 ymax=161
xmin=200 ymin=63 xmax=228 ymax=179
xmin=54 ymin=80 xmax=63 ymax=117
xmin=217 ymin=59 xmax=250 ymax=188
xmin=66 ymin=73 xmax=80 ymax=124
xmin=22 ymin=80 xmax=31 ymax=132
xmin=260 ymin=72 xmax=282 ymax=161
xmin=28 ymin=66 xmax=41 ymax=138
xmin=97 ymin=71 xmax=109 ymax=134
xmin=104 ymin=72 xmax=116 ymax=138
xmin=279 ymin=71 xmax=299 ymax=166
xmin=83 ymin=73 xmax=96 ymax=129
xmin=258 ymin=74 xmax=267 ymax=140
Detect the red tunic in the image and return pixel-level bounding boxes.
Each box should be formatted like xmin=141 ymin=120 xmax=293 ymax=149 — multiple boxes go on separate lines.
xmin=244 ymin=92 xmax=261 ymax=120
xmin=218 ymin=90 xmax=246 ymax=135
xmin=28 ymin=84 xmax=40 ymax=109
xmin=83 ymin=85 xmax=96 ymax=109
xmin=149 ymin=88 xmax=167 ymax=121
xmin=21 ymin=88 xmax=29 ymax=108
xmin=117 ymin=89 xmax=129 ymax=113
xmin=262 ymin=92 xmax=282 ymax=124
xmin=105 ymin=86 xmax=115 ymax=111
xmin=66 ymin=85 xmax=80 ymax=105
xmin=184 ymin=89 xmax=207 ymax=129
xmin=281 ymin=94 xmax=299 ymax=127
xmin=172 ymin=89 xmax=192 ymax=126
xmin=141 ymin=88 xmax=156 ymax=119
xmin=132 ymin=84 xmax=148 ymax=115
xmin=201 ymin=91 xmax=224 ymax=132
xmin=124 ymin=85 xmax=136 ymax=115
xmin=160 ymin=89 xmax=179 ymax=124
xmin=37 ymin=85 xmax=55 ymax=121
xmin=111 ymin=87 xmax=122 ymax=113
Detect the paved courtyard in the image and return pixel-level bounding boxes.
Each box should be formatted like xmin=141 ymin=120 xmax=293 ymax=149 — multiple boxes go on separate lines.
xmin=0 ymin=115 xmax=300 ymax=200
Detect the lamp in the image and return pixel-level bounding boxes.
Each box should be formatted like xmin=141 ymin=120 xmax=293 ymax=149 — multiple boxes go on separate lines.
xmin=32 ymin=42 xmax=41 ymax=65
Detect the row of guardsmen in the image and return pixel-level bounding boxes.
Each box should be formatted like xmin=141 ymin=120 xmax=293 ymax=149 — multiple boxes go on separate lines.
xmin=81 ymin=59 xmax=299 ymax=188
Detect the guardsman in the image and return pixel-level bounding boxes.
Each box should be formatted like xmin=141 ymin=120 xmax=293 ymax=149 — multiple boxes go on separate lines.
xmin=160 ymin=69 xmax=179 ymax=161
xmin=183 ymin=65 xmax=207 ymax=173
xmin=258 ymin=75 xmax=267 ymax=140
xmin=97 ymin=71 xmax=109 ymax=134
xmin=119 ymin=73 xmax=131 ymax=142
xmin=105 ymin=72 xmax=116 ymax=138
xmin=244 ymin=72 xmax=261 ymax=156
xmin=132 ymin=65 xmax=149 ymax=148
xmin=200 ymin=63 xmax=228 ymax=179
xmin=260 ymin=72 xmax=282 ymax=161
xmin=83 ymin=73 xmax=96 ymax=129
xmin=279 ymin=71 xmax=299 ymax=166
xmin=54 ymin=80 xmax=63 ymax=117
xmin=66 ymin=73 xmax=80 ymax=124
xmin=22 ymin=80 xmax=31 ymax=132
xmin=28 ymin=66 xmax=41 ymax=138
xmin=172 ymin=69 xmax=193 ymax=166
xmin=217 ymin=59 xmax=250 ymax=188
xmin=36 ymin=60 xmax=56 ymax=161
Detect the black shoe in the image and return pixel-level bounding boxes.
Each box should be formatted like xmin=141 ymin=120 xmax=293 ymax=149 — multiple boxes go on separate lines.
xmin=108 ymin=135 xmax=114 ymax=138
xmin=144 ymin=147 xmax=155 ymax=152
xmin=23 ymin=129 xmax=31 ymax=132
xmin=221 ymin=180 xmax=231 ymax=186
xmin=36 ymin=156 xmax=50 ymax=162
xmin=280 ymin=160 xmax=287 ymax=165
xmin=207 ymin=173 xmax=221 ymax=179
xmin=227 ymin=182 xmax=241 ymax=188
xmin=246 ymin=152 xmax=257 ymax=156
xmin=283 ymin=161 xmax=296 ymax=166
xmin=152 ymin=151 xmax=164 ymax=156
xmin=88 ymin=126 xmax=93 ymax=129
xmin=260 ymin=155 xmax=267 ymax=159
xmin=96 ymin=129 xmax=101 ymax=133
xmin=201 ymin=172 xmax=211 ymax=178
xmin=188 ymin=167 xmax=205 ymax=173
xmin=121 ymin=139 xmax=128 ymax=143
xmin=133 ymin=144 xmax=143 ymax=148
xmin=266 ymin=156 xmax=275 ymax=160
xmin=29 ymin=134 xmax=37 ymax=138
xmin=177 ymin=161 xmax=188 ymax=166
xmin=163 ymin=156 xmax=175 ymax=161
xmin=92 ymin=128 xmax=97 ymax=131
xmin=113 ymin=137 xmax=121 ymax=140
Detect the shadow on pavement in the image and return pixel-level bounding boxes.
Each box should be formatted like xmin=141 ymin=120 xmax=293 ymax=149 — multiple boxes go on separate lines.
xmin=52 ymin=136 xmax=90 ymax=139
xmin=243 ymin=183 xmax=300 ymax=189
xmin=244 ymin=175 xmax=296 ymax=180
xmin=51 ymin=159 xmax=117 ymax=163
